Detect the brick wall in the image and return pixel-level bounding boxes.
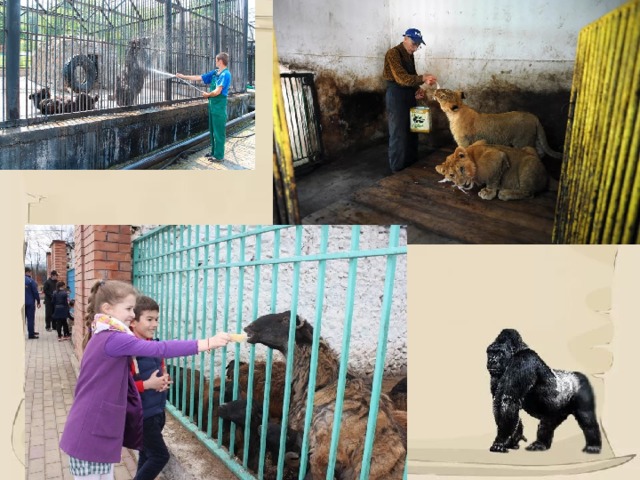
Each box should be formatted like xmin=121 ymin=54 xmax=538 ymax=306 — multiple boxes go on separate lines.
xmin=46 ymin=252 xmax=51 ymax=278
xmin=50 ymin=240 xmax=68 ymax=283
xmin=73 ymin=225 xmax=132 ymax=360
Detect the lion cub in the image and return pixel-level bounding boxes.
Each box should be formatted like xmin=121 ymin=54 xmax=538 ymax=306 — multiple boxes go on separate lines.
xmin=436 ymin=140 xmax=549 ymax=201
xmin=434 ymin=89 xmax=562 ymax=159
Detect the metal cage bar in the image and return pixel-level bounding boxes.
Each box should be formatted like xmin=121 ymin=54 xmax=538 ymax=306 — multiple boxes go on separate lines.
xmin=1 ymin=0 xmax=253 ymax=127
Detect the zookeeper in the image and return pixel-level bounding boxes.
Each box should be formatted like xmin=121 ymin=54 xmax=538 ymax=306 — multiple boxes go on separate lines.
xmin=176 ymin=52 xmax=232 ymax=162
xmin=383 ymin=28 xmax=437 ymax=173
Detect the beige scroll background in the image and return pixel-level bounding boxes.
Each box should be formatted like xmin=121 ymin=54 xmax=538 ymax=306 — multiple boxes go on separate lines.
xmin=0 ymin=2 xmax=274 ymax=478
xmin=408 ymin=245 xmax=639 ymax=478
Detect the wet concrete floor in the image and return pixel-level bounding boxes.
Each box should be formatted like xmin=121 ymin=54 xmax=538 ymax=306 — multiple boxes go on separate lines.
xmin=165 ymin=120 xmax=255 ymax=170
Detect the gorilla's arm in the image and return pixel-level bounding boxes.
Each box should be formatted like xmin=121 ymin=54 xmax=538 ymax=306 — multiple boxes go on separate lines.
xmin=491 ymin=351 xmax=538 ymax=452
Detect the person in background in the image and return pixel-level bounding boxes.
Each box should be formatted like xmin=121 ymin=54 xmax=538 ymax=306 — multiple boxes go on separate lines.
xmin=43 ymin=270 xmax=59 ymax=332
xmin=24 ymin=267 xmax=41 ymax=339
xmin=51 ymin=281 xmax=71 ymax=341
xmin=383 ymin=28 xmax=438 ymax=173
xmin=176 ymin=52 xmax=232 ymax=162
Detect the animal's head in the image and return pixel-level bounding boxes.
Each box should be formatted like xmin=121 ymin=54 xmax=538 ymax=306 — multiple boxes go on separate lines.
xmin=435 ymin=153 xmax=458 ymax=180
xmin=218 ymin=398 xmax=261 ymax=427
xmin=130 ymin=37 xmax=151 ymax=49
xmin=486 ymin=329 xmax=528 ymax=376
xmin=439 ymin=147 xmax=477 ymax=188
xmin=225 ymin=359 xmax=247 ymax=380
xmin=29 ymin=87 xmax=51 ymax=107
xmin=434 ymin=89 xmax=465 ymax=113
xmin=245 ymin=311 xmax=313 ymax=354
xmin=29 ymin=87 xmax=50 ymax=99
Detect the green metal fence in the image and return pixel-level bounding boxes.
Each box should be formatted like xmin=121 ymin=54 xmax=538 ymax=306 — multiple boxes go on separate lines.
xmin=132 ymin=225 xmax=407 ymax=479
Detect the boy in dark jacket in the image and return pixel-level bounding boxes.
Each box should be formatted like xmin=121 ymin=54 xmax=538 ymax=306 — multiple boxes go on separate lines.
xmin=130 ymin=296 xmax=172 ymax=480
xmin=51 ymin=281 xmax=71 ymax=341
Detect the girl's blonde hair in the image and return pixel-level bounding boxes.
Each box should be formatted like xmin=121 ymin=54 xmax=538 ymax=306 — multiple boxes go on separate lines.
xmin=82 ymin=280 xmax=138 ymax=349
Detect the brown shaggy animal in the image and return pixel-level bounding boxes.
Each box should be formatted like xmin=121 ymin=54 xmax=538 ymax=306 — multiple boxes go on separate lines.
xmin=115 ymin=37 xmax=150 ymax=106
xmin=226 ymin=360 xmax=287 ymax=422
xmin=36 ymin=92 xmax=99 ymax=115
xmin=29 ymin=87 xmax=50 ymax=108
xmin=168 ymin=365 xmax=220 ymax=435
xmin=168 ymin=358 xmax=287 ymax=462
xmin=218 ymin=398 xmax=300 ymax=477
xmin=434 ymin=88 xmax=562 ymax=159
xmin=245 ymin=311 xmax=406 ymax=480
xmin=389 ymin=377 xmax=407 ymax=411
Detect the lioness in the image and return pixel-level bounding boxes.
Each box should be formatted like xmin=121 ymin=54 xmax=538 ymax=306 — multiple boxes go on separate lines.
xmin=437 ymin=140 xmax=549 ymax=201
xmin=434 ymin=89 xmax=562 ymax=159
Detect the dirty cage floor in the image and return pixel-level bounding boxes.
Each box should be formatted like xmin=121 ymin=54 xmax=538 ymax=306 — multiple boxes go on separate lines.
xmin=298 ymin=143 xmax=557 ymax=244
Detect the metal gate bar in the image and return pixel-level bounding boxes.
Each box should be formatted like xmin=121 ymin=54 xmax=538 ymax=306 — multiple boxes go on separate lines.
xmin=280 ymin=72 xmax=324 ymax=169
xmin=273 ymin=36 xmax=300 ymax=224
xmin=553 ymin=0 xmax=640 ymax=243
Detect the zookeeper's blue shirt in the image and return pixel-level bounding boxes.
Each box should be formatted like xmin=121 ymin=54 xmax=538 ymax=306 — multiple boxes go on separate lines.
xmin=201 ymin=68 xmax=232 ymax=97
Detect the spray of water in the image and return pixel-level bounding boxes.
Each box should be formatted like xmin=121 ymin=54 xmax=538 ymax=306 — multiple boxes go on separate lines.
xmin=146 ymin=67 xmax=208 ymax=94
xmin=147 ymin=68 xmax=176 ymax=79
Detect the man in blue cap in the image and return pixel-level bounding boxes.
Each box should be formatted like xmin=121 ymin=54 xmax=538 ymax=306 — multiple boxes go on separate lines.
xmin=383 ymin=28 xmax=438 ymax=172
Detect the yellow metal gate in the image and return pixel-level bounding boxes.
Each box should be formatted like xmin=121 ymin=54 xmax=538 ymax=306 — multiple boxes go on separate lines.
xmin=554 ymin=0 xmax=640 ymax=243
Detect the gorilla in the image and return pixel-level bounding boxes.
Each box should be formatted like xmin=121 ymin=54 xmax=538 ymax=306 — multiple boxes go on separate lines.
xmin=486 ymin=329 xmax=601 ymax=454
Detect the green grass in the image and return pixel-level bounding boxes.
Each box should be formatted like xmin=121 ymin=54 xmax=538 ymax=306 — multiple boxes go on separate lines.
xmin=0 ymin=53 xmax=32 ymax=69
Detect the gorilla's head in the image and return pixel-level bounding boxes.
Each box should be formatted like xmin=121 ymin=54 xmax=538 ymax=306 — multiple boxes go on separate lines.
xmin=486 ymin=329 xmax=528 ymax=377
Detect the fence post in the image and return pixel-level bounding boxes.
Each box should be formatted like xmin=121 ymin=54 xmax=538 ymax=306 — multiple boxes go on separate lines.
xmin=243 ymin=0 xmax=249 ymax=89
xmin=5 ymin=0 xmax=21 ymax=121
xmin=164 ymin=0 xmax=173 ymax=101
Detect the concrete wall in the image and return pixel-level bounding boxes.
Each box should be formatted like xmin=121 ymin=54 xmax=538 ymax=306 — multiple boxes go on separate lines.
xmin=276 ymin=0 xmax=391 ymax=156
xmin=276 ymin=0 xmax=626 ymax=156
xmin=0 ymin=94 xmax=252 ymax=169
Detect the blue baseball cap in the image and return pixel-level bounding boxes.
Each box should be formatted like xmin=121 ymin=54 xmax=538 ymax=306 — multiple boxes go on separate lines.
xmin=404 ymin=28 xmax=425 ymax=45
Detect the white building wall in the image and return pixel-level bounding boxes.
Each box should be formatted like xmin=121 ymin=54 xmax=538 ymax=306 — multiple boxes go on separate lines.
xmin=275 ymin=0 xmax=391 ymax=90
xmin=394 ymin=0 xmax=627 ymax=92
xmin=276 ymin=0 xmax=626 ymax=92
xmin=137 ymin=225 xmax=408 ymax=376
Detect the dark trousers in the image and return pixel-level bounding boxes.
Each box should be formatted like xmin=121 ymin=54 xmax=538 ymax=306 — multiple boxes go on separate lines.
xmin=25 ymin=304 xmax=36 ymax=337
xmin=45 ymin=302 xmax=54 ymax=330
xmin=135 ymin=411 xmax=170 ymax=480
xmin=54 ymin=317 xmax=70 ymax=338
xmin=386 ymin=83 xmax=418 ymax=172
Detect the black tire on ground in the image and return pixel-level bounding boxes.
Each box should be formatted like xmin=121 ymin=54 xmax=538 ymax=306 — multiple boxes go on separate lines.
xmin=63 ymin=55 xmax=97 ymax=93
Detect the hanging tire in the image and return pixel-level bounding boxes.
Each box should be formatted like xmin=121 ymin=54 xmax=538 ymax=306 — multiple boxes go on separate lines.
xmin=63 ymin=55 xmax=97 ymax=93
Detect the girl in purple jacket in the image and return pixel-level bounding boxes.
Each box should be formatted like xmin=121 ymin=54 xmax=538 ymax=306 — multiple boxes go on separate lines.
xmin=59 ymin=280 xmax=231 ymax=480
